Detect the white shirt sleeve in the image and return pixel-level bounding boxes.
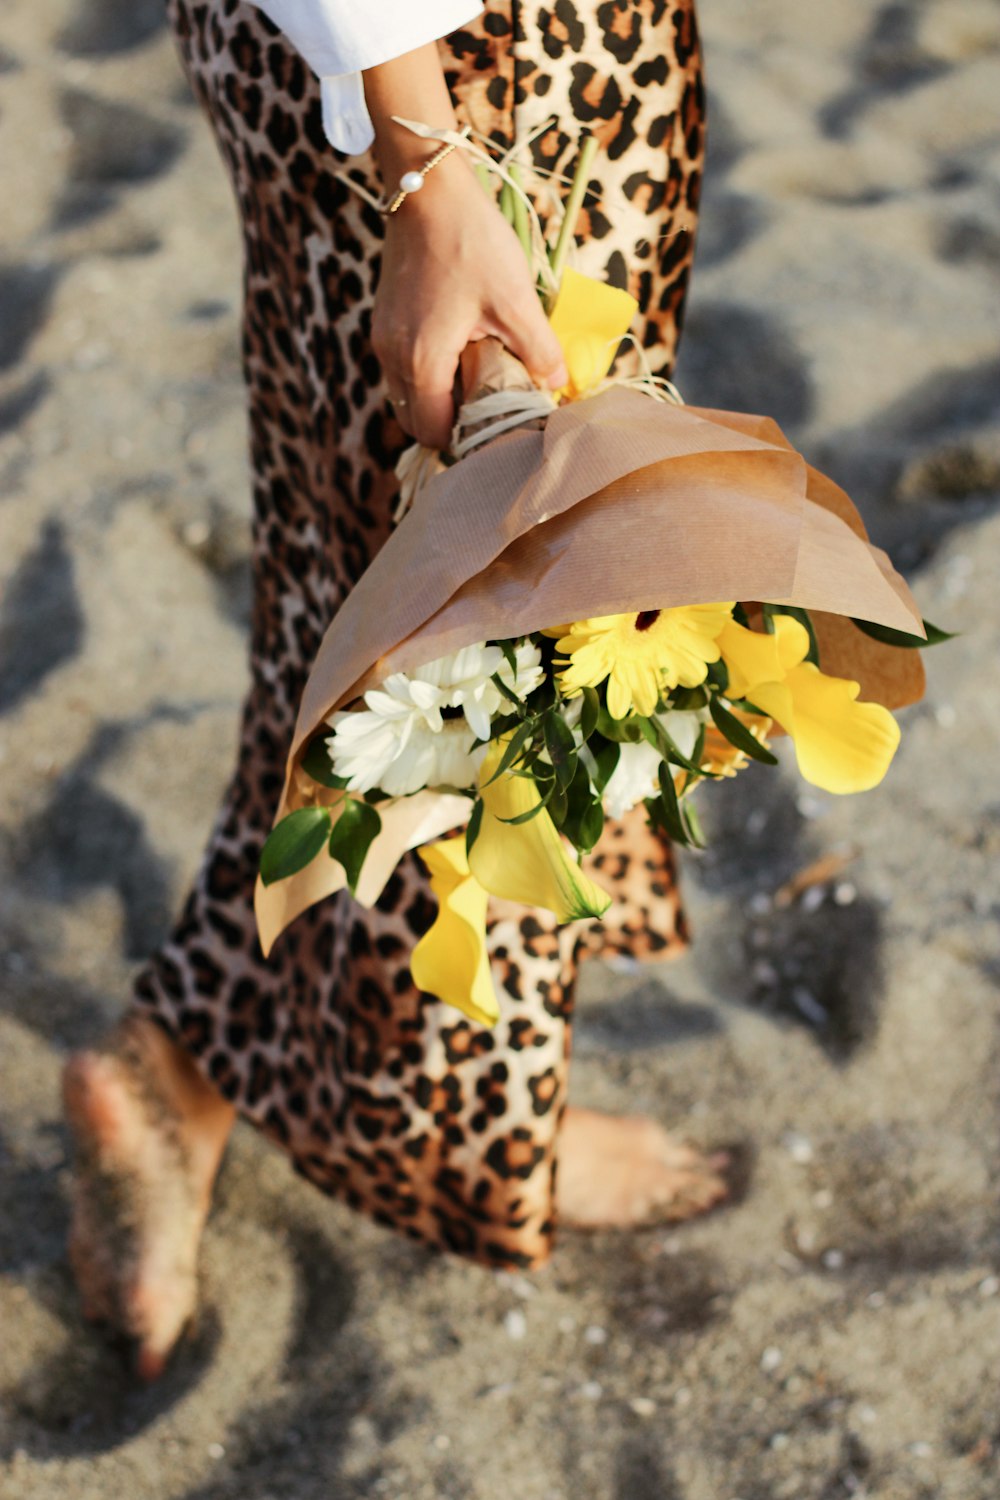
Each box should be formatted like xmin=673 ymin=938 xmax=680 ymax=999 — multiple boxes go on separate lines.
xmin=252 ymin=1 xmax=484 ymax=153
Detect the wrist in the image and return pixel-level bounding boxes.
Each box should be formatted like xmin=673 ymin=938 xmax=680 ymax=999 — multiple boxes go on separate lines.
xmin=376 ymin=121 xmax=460 ymax=182
xmin=392 ymin=148 xmax=477 ymax=214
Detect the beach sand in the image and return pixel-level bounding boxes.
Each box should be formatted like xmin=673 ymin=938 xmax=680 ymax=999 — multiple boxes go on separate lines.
xmin=1 ymin=1 xmax=998 ymax=1496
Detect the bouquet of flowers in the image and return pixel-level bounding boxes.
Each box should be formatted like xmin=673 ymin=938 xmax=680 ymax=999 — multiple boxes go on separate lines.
xmin=255 ymin=133 xmax=944 ymax=1026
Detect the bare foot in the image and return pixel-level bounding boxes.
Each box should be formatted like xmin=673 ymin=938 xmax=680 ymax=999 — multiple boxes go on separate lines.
xmin=557 ymin=1107 xmax=729 ymax=1228
xmin=62 ymin=1015 xmax=234 ymax=1381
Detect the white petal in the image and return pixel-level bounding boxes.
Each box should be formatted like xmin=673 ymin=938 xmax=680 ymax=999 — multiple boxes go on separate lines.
xmin=363 ymin=689 xmax=412 ymax=720
xmin=409 ymin=679 xmax=443 ymax=711
xmin=603 ymin=740 xmax=661 ymax=819
xmin=465 ymin=702 xmax=492 ymax=742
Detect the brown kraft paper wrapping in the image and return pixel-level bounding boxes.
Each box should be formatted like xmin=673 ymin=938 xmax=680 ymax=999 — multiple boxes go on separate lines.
xmin=255 ymin=341 xmax=925 ymax=953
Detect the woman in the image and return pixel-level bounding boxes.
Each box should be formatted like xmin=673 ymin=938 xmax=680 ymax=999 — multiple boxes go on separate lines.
xmin=63 ymin=0 xmax=728 ymax=1382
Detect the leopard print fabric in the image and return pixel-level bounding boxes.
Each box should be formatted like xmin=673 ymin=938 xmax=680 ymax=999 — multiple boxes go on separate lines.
xmin=133 ymin=0 xmax=704 ymax=1268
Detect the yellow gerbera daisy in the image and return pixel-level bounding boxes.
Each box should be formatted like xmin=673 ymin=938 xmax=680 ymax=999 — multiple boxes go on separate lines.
xmin=555 ymin=603 xmax=735 ymax=719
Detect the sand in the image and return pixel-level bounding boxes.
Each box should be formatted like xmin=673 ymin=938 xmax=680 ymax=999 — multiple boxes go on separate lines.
xmin=1 ymin=1 xmax=998 ymax=1496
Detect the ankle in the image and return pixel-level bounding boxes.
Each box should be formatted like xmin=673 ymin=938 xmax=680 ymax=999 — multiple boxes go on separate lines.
xmin=117 ymin=1015 xmax=235 ymax=1162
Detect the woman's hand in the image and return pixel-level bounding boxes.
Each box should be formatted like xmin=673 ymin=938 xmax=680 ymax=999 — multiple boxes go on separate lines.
xmin=373 ymin=153 xmax=568 ymax=448
xmin=363 ymin=42 xmax=567 ymax=449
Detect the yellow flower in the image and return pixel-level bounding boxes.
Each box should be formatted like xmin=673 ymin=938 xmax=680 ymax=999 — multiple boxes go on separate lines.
xmin=555 ymin=603 xmax=735 ymax=719
xmin=468 ymin=738 xmax=611 ymax=921
xmin=411 ymin=837 xmax=499 ymax=1027
xmin=547 ymin=266 xmax=639 ymax=399
xmin=718 ymin=616 xmax=901 ymax=794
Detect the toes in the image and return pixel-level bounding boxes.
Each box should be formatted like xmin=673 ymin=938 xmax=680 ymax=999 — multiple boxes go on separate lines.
xmin=652 ymin=1166 xmax=729 ymax=1222
xmin=62 ymin=1044 xmax=203 ymax=1382
xmin=119 ymin=1265 xmax=197 ymax=1383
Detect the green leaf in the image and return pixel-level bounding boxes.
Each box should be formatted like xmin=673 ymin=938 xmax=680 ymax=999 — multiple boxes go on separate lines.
xmin=851 ymin=616 xmax=956 ymax=649
xmin=579 ymin=799 xmax=605 ymax=852
xmin=481 ymin=718 xmax=537 ymax=787
xmin=548 ymin=785 xmax=568 ymax=827
xmin=466 ymin=797 xmax=484 ymax=857
xmin=328 ymin=798 xmax=382 ymax=895
xmin=690 ymin=724 xmax=706 ymax=777
xmin=653 ymin=763 xmax=690 ymax=846
xmin=921 ymin=620 xmax=956 ymax=646
xmin=498 ymin=788 xmax=552 ymax=826
xmin=639 ymin=715 xmax=705 ymax=775
xmin=708 ymin=699 xmax=779 ymax=765
xmin=763 ymin=603 xmax=820 ymax=666
xmin=670 ymin=686 xmax=708 ymax=712
xmin=497 ymin=639 xmax=519 ymax=678
xmin=260 ymin=807 xmax=332 ymax=886
xmin=301 ymin=735 xmax=349 ymax=790
xmin=488 ymin=710 xmax=522 ymax=742
xmin=591 ymin=737 xmax=620 ymax=793
xmin=681 ymin=793 xmax=706 ymax=849
xmin=706 ymin=658 xmax=730 ymax=692
xmin=543 ymin=709 xmax=578 ymax=790
xmin=559 ymin=761 xmax=595 ymax=848
xmin=596 ymin=704 xmax=644 ymax=743
xmin=579 ymin=687 xmax=600 ymax=743
xmin=490 ymin=670 xmax=526 ymax=713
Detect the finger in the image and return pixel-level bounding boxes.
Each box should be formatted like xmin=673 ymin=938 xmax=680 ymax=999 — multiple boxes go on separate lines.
xmin=497 ymin=301 xmax=568 ymax=389
xmin=407 ymin=383 xmax=456 ymax=450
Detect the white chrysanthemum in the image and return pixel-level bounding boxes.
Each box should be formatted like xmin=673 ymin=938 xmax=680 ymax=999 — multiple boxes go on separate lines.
xmin=326 ymin=639 xmax=544 ymax=796
xmin=327 ymin=705 xmax=484 ymax=796
xmin=420 ymin=640 xmax=544 ymax=741
xmin=602 ymin=740 xmax=661 ymax=819
xmin=602 ymin=710 xmax=704 ymax=819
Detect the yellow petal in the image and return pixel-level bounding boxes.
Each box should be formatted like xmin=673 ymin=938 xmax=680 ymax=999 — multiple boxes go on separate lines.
xmin=470 ymin=739 xmax=612 ymax=921
xmin=751 ymin=665 xmax=901 ymax=794
xmin=411 ymin=837 xmax=500 ymax=1026
xmin=606 ymin=667 xmax=638 ymax=720
xmin=548 ymin=267 xmax=639 ymax=399
xmin=718 ymin=616 xmax=810 ymax=698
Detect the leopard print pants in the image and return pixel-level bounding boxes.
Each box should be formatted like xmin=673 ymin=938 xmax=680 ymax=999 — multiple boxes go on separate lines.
xmin=133 ymin=0 xmax=705 ymax=1268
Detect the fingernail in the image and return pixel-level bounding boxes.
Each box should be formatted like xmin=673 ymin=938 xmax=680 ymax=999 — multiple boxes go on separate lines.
xmin=547 ymin=365 xmax=569 ymax=389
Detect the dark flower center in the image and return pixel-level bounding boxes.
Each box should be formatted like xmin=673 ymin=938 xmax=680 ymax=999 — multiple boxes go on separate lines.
xmin=441 ymin=705 xmax=465 ymax=720
xmin=634 ymin=610 xmax=661 ymax=632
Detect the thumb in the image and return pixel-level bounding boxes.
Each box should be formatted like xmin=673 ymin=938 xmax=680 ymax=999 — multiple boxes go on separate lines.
xmin=498 ymin=298 xmax=568 ymax=390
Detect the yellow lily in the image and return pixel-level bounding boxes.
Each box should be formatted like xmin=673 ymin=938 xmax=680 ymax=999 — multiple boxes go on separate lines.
xmin=410 ymin=837 xmax=500 ymax=1027
xmin=468 ymin=737 xmax=612 ymax=921
xmin=548 ymin=266 xmax=639 ymax=399
xmin=718 ymin=616 xmax=901 ymax=794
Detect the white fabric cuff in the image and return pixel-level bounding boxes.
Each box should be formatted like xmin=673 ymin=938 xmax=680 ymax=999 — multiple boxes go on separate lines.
xmin=254 ymin=1 xmax=483 ymax=154
xmin=321 ymin=73 xmax=376 ymax=154
xmin=253 ymin=0 xmax=483 ymax=79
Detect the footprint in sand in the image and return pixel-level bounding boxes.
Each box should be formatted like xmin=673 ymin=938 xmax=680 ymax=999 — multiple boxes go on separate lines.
xmin=0 ymin=519 xmax=84 ymax=718
xmin=55 ymin=88 xmax=187 ymax=229
xmin=56 ymin=0 xmax=167 ymax=60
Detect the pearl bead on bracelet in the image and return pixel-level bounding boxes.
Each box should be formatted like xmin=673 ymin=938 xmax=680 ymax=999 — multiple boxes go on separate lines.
xmin=381 ymin=127 xmax=471 ymax=215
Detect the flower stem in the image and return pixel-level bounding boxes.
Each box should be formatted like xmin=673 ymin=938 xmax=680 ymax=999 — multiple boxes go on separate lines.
xmin=508 ymin=160 xmax=532 ymax=265
xmin=548 ymin=133 xmax=599 ymax=288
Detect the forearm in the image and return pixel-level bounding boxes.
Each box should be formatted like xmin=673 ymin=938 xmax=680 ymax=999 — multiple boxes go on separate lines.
xmin=363 ymin=41 xmax=566 ymax=446
xmin=363 ymin=43 xmax=460 ymax=184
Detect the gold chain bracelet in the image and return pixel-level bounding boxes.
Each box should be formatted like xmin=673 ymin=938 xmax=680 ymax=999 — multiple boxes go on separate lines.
xmin=381 ymin=127 xmax=472 ymax=215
